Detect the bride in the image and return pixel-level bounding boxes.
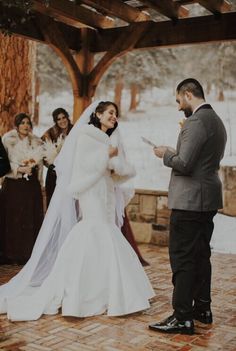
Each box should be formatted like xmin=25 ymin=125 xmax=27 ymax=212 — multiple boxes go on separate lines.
xmin=0 ymin=100 xmax=154 ymax=321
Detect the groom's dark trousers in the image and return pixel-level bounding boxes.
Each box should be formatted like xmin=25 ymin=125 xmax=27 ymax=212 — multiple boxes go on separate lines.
xmin=169 ymin=209 xmax=217 ymax=321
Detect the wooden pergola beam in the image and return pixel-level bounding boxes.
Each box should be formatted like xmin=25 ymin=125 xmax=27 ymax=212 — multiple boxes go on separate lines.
xmin=197 ymin=0 xmax=232 ymax=14
xmin=93 ymin=12 xmax=236 ymax=52
xmin=33 ymin=0 xmax=114 ymax=29
xmin=79 ymin=0 xmax=150 ymax=22
xmin=73 ymin=28 xmax=95 ymax=118
xmin=138 ymin=0 xmax=189 ymax=20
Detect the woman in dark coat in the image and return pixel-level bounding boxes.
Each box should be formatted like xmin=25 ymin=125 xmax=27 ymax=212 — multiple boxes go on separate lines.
xmin=0 ymin=114 xmax=44 ymax=265
xmin=41 ymin=108 xmax=73 ymax=207
xmin=0 ymin=136 xmax=10 ymax=177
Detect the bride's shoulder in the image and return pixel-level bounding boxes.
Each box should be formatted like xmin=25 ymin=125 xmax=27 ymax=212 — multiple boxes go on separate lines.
xmin=78 ymin=124 xmax=109 ymax=144
xmin=76 ymin=124 xmax=90 ymax=135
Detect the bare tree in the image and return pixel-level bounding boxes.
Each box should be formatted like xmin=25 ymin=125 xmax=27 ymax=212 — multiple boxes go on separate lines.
xmin=0 ymin=33 xmax=36 ymax=134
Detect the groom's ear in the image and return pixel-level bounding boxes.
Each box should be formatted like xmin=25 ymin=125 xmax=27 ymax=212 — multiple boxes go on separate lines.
xmin=185 ymin=91 xmax=192 ymax=101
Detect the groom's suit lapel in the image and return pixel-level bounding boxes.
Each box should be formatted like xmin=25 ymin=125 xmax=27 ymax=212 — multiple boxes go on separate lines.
xmin=176 ymin=104 xmax=212 ymax=152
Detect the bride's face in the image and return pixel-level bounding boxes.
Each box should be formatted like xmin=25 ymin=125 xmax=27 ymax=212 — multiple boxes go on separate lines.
xmin=97 ymin=105 xmax=117 ymax=132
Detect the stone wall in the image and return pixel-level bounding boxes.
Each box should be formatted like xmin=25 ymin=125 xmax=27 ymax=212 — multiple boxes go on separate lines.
xmin=126 ymin=189 xmax=170 ymax=246
xmin=127 ymin=166 xmax=236 ymax=245
xmin=220 ymin=165 xmax=236 ymax=216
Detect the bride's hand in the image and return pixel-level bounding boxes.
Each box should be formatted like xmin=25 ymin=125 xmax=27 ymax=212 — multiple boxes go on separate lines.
xmin=109 ymin=146 xmax=118 ymax=158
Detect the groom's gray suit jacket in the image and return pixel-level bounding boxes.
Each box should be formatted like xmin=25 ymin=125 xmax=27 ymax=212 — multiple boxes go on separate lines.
xmin=163 ymin=104 xmax=227 ymax=211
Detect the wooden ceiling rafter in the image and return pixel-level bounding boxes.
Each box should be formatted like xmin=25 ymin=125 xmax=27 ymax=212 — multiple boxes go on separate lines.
xmin=197 ymin=0 xmax=232 ymax=14
xmin=78 ymin=0 xmax=150 ymax=23
xmin=172 ymin=0 xmax=232 ymax=14
xmin=33 ymin=0 xmax=114 ymax=29
xmin=137 ymin=0 xmax=189 ymax=20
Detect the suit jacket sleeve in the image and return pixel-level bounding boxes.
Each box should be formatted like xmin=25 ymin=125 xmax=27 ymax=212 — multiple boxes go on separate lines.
xmin=163 ymin=118 xmax=207 ymax=175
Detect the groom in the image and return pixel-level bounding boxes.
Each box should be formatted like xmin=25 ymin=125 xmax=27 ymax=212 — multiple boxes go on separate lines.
xmin=149 ymin=78 xmax=227 ymax=335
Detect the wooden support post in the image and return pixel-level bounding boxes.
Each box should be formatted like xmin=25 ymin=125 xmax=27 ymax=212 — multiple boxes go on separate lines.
xmin=74 ymin=28 xmax=95 ymax=120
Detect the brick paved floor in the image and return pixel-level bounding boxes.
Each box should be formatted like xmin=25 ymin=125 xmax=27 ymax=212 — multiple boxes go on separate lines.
xmin=0 ymin=245 xmax=235 ymax=351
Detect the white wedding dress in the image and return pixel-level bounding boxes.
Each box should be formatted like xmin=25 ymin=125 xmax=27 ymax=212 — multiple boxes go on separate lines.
xmin=1 ymin=124 xmax=154 ymax=321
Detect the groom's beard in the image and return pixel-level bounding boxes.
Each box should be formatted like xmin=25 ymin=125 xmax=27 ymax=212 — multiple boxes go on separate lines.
xmin=183 ymin=107 xmax=193 ymax=118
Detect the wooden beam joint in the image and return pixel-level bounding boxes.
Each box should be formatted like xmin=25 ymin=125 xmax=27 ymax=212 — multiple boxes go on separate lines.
xmin=88 ymin=21 xmax=152 ymax=96
xmin=36 ymin=14 xmax=83 ymax=94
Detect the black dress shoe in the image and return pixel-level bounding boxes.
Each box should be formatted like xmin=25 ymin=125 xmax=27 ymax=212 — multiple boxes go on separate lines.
xmin=149 ymin=314 xmax=194 ymax=335
xmin=193 ymin=310 xmax=213 ymax=324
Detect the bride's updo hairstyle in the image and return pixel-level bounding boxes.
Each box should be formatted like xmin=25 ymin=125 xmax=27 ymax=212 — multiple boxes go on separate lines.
xmin=89 ymin=101 xmax=118 ymax=136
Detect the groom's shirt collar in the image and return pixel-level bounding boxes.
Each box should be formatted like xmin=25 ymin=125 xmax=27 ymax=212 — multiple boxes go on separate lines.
xmin=192 ymin=102 xmax=209 ymax=115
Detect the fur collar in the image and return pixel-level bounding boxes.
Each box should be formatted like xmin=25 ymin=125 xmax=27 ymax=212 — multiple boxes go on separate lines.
xmin=3 ymin=129 xmax=42 ymax=148
xmin=42 ymin=123 xmax=73 ymax=142
xmin=78 ymin=124 xmax=110 ymax=144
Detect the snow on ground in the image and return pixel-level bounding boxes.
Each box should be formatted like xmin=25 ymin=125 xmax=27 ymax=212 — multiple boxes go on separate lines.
xmin=211 ymin=213 xmax=236 ymax=254
xmin=36 ymin=88 xmax=236 ymax=253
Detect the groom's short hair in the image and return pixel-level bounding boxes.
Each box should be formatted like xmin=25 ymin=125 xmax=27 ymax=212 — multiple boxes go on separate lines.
xmin=177 ymin=78 xmax=205 ymax=100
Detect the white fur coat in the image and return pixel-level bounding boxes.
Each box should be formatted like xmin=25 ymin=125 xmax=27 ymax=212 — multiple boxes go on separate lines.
xmin=68 ymin=124 xmax=135 ymax=200
xmin=2 ymin=129 xmax=44 ymax=185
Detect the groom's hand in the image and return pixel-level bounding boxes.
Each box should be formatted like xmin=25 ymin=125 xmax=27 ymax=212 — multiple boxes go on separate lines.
xmin=153 ymin=146 xmax=172 ymax=158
